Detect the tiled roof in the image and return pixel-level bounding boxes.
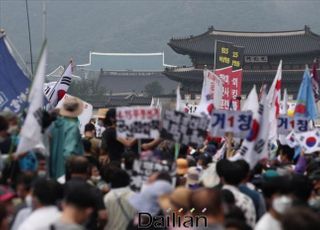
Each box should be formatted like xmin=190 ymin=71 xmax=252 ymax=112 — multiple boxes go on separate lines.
xmin=96 ymin=71 xmax=177 ymax=94
xmin=168 ymin=26 xmax=320 ymax=56
xmin=163 ymin=67 xmax=305 ymax=96
xmin=87 ymin=95 xmax=152 ymax=108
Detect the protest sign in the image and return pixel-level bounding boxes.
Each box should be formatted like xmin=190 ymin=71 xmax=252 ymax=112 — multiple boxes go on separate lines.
xmin=116 ymin=106 xmax=160 ymax=139
xmin=214 ymin=41 xmax=244 ymax=110
xmin=277 ymin=115 xmax=309 ymax=135
xmin=56 ymin=94 xmax=93 ymax=134
xmin=210 ymin=110 xmax=252 ymax=138
xmin=161 ymin=110 xmax=209 ymax=147
xmin=131 ymin=159 xmax=176 ymax=191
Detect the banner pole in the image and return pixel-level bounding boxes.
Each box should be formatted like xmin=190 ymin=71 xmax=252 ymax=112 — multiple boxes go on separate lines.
xmin=174 ymin=143 xmax=180 ymax=160
xmin=138 ymin=139 xmax=142 ymax=156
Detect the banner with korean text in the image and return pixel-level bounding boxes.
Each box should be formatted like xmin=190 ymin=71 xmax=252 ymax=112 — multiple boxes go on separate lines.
xmin=214 ymin=40 xmax=244 ymax=110
xmin=210 ymin=110 xmax=252 ymax=138
xmin=161 ymin=110 xmax=210 ymax=147
xmin=116 ymin=106 xmax=161 ymax=139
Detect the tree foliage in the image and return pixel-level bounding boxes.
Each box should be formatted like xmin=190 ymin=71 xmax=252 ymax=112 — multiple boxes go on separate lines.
xmin=68 ymin=80 xmax=106 ymax=101
xmin=144 ymin=81 xmax=163 ymax=97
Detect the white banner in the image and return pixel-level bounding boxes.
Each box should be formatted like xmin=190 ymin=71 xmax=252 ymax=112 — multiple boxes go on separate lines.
xmin=116 ymin=106 xmax=160 ymax=139
xmin=210 ymin=110 xmax=252 ymax=138
xmin=277 ymin=115 xmax=309 ymax=135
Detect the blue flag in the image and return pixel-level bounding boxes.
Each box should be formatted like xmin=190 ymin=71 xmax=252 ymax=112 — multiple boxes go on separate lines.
xmin=0 ymin=36 xmax=30 ymax=113
xmin=294 ymin=68 xmax=318 ymax=120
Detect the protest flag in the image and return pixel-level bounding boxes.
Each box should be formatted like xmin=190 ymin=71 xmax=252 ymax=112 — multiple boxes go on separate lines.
xmin=294 ymin=67 xmax=318 ymax=120
xmin=279 ymin=88 xmax=288 ymax=145
xmin=239 ymin=86 xmax=269 ymax=169
xmin=195 ymin=70 xmax=222 ymax=115
xmin=176 ymin=84 xmax=182 ymax=111
xmin=0 ymin=34 xmax=30 ymax=113
xmin=267 ymin=61 xmax=282 ymax=143
xmin=242 ymin=85 xmax=258 ymax=112
xmin=311 ymin=59 xmax=319 ymax=102
xmin=150 ymin=97 xmax=155 ymax=107
xmin=16 ymin=40 xmax=47 ymax=154
xmin=295 ymin=129 xmax=320 ymax=154
xmin=46 ymin=60 xmax=73 ymax=107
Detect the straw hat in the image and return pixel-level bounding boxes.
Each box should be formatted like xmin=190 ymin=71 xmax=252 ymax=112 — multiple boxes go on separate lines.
xmin=59 ymin=96 xmax=83 ymax=118
xmin=176 ymin=158 xmax=188 ymax=176
xmin=158 ymin=187 xmax=191 ymax=212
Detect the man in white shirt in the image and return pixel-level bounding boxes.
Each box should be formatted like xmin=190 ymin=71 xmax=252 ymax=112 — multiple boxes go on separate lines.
xmin=18 ymin=179 xmax=62 ymax=230
xmin=104 ymin=169 xmax=136 ymax=230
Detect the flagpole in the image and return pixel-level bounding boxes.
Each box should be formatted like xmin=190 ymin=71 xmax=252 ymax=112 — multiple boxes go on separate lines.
xmin=25 ymin=0 xmax=34 ymax=75
xmin=42 ymin=0 xmax=47 ymax=42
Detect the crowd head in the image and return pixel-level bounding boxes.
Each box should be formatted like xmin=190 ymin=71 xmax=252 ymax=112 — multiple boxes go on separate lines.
xmin=1 ymin=106 xmax=320 ymax=230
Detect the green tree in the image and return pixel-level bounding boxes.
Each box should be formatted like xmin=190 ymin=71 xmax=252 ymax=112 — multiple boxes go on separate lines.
xmin=68 ymin=80 xmax=106 ymax=101
xmin=144 ymin=81 xmax=163 ymax=97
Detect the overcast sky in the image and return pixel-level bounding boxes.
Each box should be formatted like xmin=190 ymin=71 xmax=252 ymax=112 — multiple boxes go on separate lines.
xmin=1 ymin=0 xmax=320 ymax=71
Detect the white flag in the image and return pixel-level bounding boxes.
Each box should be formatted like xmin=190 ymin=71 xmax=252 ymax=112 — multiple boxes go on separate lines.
xmin=242 ymin=85 xmax=258 ymax=112
xmin=267 ymin=60 xmax=282 ymax=143
xmin=176 ymin=84 xmax=182 ymax=111
xmin=239 ymin=86 xmax=269 ymax=169
xmin=16 ymin=41 xmax=47 ymax=154
xmin=195 ymin=69 xmax=222 ymax=115
xmin=46 ymin=61 xmax=73 ymax=107
xmin=150 ymin=97 xmax=155 ymax=107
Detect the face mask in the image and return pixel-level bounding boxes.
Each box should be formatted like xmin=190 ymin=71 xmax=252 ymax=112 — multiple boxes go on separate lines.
xmin=272 ymin=195 xmax=292 ymax=214
xmin=91 ymin=176 xmax=101 ymax=181
xmin=25 ymin=195 xmax=32 ymax=207
xmin=38 ymin=171 xmax=47 ymax=177
xmin=309 ymin=197 xmax=320 ymax=209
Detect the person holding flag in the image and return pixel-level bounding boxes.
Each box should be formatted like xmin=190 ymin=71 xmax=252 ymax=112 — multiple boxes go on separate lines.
xmin=49 ymin=96 xmax=84 ymax=179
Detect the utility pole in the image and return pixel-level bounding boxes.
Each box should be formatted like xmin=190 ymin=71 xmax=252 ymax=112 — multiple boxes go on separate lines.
xmin=25 ymin=0 xmax=34 ymax=75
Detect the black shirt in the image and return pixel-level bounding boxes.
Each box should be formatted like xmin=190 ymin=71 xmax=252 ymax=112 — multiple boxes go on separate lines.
xmin=101 ymin=127 xmax=124 ymax=162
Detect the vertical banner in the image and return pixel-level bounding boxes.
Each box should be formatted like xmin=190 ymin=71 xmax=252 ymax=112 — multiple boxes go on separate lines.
xmin=214 ymin=41 xmax=233 ymax=110
xmin=214 ymin=41 xmax=244 ymax=110
xmin=230 ymin=46 xmax=244 ymax=110
xmin=0 ymin=37 xmax=30 ymax=113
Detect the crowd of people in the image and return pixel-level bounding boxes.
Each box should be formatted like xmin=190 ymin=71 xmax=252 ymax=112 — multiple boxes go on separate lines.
xmin=0 ymin=96 xmax=320 ymax=230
